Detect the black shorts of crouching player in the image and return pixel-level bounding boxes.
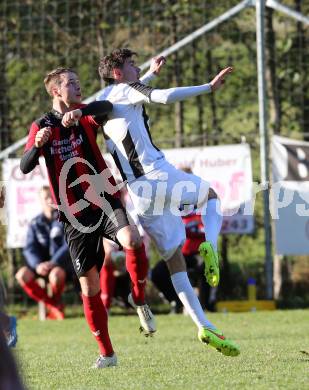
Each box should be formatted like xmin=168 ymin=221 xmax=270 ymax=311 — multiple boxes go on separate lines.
xmin=63 ymin=194 xmax=129 ymax=278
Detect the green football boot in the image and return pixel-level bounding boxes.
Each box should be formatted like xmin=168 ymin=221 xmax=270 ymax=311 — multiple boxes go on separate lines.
xmin=198 ymin=327 xmax=240 ymax=357
xmin=199 ymin=241 xmax=219 ymax=287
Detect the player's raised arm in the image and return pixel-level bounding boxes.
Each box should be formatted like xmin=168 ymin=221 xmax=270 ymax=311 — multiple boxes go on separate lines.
xmin=140 ymin=56 xmax=166 ymax=85
xmin=20 ymin=125 xmax=51 ymax=174
xmin=150 ymin=66 xmax=233 ymax=104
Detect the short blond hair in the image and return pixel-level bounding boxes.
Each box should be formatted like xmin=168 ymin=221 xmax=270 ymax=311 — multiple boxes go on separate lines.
xmin=44 ymin=67 xmax=76 ymax=97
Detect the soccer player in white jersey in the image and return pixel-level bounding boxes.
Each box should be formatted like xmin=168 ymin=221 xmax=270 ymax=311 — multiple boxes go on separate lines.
xmin=94 ymin=49 xmax=239 ymax=356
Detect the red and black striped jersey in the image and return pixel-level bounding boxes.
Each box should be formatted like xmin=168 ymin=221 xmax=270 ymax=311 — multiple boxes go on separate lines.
xmin=24 ymin=105 xmax=119 ymax=221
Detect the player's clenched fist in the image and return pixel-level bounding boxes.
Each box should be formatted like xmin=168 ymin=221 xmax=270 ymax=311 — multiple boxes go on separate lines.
xmin=35 ymin=126 xmax=52 ymax=147
xmin=62 ymin=109 xmax=82 ymax=128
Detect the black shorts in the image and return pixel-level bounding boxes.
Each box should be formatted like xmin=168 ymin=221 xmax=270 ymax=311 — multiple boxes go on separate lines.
xmin=63 ymin=196 xmax=129 ymax=278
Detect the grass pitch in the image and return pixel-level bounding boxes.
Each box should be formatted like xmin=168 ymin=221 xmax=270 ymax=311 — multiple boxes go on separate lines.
xmin=14 ymin=309 xmax=309 ymax=390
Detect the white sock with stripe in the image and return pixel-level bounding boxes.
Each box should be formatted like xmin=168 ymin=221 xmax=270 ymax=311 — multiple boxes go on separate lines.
xmin=200 ymin=198 xmax=223 ymax=251
xmin=171 ymin=271 xmax=215 ymax=330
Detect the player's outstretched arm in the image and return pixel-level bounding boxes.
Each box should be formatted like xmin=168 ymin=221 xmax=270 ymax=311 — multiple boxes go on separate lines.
xmin=20 ymin=126 xmax=51 ymax=174
xmin=150 ymin=66 xmax=233 ymax=104
xmin=62 ymin=101 xmax=113 ymax=127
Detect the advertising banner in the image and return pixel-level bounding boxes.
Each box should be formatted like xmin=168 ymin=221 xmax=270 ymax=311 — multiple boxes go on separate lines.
xmin=271 ymin=135 xmax=309 ymax=255
xmin=3 ymin=143 xmax=254 ymax=248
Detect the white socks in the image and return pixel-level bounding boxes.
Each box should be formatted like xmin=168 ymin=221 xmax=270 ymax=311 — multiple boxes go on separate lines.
xmin=171 ymin=272 xmax=215 ymax=330
xmin=201 ymin=198 xmax=223 ymax=251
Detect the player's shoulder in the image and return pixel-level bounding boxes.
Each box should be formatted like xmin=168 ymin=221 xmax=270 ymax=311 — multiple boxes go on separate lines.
xmin=97 ymin=84 xmax=124 ymax=102
xmin=127 ymin=81 xmax=153 ymax=97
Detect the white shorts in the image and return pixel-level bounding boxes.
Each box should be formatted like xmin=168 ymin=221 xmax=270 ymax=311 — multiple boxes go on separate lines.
xmin=127 ymin=160 xmax=209 ymax=259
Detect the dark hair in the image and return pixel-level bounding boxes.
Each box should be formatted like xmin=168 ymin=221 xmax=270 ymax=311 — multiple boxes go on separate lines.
xmin=44 ymin=68 xmax=76 ymax=96
xmin=98 ymin=49 xmax=137 ymax=84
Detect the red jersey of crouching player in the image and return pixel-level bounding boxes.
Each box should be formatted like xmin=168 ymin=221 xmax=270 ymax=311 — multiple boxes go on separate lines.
xmin=182 ymin=212 xmax=205 ymax=256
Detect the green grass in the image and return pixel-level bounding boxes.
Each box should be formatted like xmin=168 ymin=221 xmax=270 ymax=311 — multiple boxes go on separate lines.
xmin=14 ymin=310 xmax=309 ymax=390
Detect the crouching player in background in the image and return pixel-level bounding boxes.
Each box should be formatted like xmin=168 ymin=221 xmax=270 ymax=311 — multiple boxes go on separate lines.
xmin=15 ymin=186 xmax=72 ymax=320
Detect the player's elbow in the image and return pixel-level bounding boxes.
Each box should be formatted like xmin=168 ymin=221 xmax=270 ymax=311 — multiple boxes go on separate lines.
xmin=160 ymin=97 xmax=169 ymax=105
xmin=150 ymin=91 xmax=169 ymax=105
xmin=20 ymin=158 xmax=31 ymax=174
xmin=151 ymin=97 xmax=169 ymax=105
xmin=101 ymin=100 xmax=113 ymax=114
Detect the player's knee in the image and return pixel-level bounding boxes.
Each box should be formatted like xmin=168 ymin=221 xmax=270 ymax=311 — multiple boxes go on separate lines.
xmin=127 ymin=236 xmax=143 ymax=249
xmin=49 ymin=267 xmax=66 ymax=285
xmin=103 ymin=256 xmax=113 ymax=266
xmin=80 ymin=283 xmax=99 ymax=297
xmin=162 ymin=248 xmax=177 ymax=262
xmin=196 ymin=187 xmax=218 ymax=208
xmin=166 ymin=249 xmax=187 ymax=275
xmin=79 ymin=267 xmax=100 ymax=297
xmin=160 ymin=246 xmax=184 ymax=267
xmin=117 ymin=225 xmax=142 ymax=249
xmin=15 ymin=266 xmax=34 ymax=285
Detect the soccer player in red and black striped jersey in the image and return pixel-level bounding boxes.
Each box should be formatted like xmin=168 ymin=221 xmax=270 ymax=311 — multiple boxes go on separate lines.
xmin=20 ymin=68 xmax=155 ymax=369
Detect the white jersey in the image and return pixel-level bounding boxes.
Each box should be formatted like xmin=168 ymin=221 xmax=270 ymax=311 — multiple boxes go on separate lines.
xmin=97 ymin=72 xmax=213 ymax=259
xmin=97 ymin=81 xmax=165 ymax=183
xmin=97 ymin=74 xmax=211 ymax=183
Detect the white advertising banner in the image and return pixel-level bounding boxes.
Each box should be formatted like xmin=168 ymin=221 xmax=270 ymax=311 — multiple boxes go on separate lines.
xmin=105 ymin=143 xmax=254 ymax=235
xmin=271 ymin=135 xmax=309 ymax=255
xmin=2 ymin=158 xmax=48 ymax=248
xmin=3 ymin=143 xmax=254 ymax=248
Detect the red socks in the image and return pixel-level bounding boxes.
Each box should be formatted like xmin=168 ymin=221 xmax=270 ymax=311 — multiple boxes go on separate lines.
xmin=100 ymin=264 xmax=116 ymax=310
xmin=82 ymin=292 xmax=114 ymax=357
xmin=125 ymin=243 xmax=148 ymax=305
xmin=21 ymin=280 xmax=57 ymax=308
xmin=50 ymin=280 xmax=65 ymax=304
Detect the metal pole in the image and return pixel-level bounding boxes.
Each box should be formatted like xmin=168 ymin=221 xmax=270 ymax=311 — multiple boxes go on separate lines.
xmin=266 ymin=0 xmax=309 ymax=26
xmin=256 ymin=0 xmax=273 ymax=299
xmin=139 ymin=0 xmax=253 ymax=71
